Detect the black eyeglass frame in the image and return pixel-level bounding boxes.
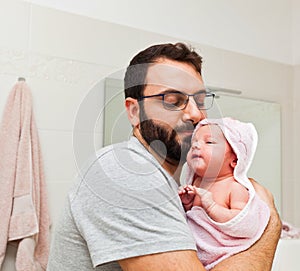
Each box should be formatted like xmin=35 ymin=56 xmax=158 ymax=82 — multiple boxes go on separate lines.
xmin=137 ymin=89 xmax=215 ymax=111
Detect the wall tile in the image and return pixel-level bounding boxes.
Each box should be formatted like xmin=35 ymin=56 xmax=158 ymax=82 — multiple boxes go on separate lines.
xmin=138 ymin=31 xmax=178 ymax=51
xmin=72 ymin=131 xmax=103 ymax=172
xmin=30 ymin=5 xmax=141 ymax=68
xmin=46 ymin=180 xmax=74 ymax=226
xmin=0 ymin=0 xmax=30 ymax=51
xmin=221 ymin=50 xmax=292 ymax=103
xmin=193 ymin=44 xmax=225 ymax=87
xmin=0 ymin=47 xmax=30 ymax=79
xmin=27 ymin=63 xmax=111 ymax=131
xmin=38 ymin=130 xmax=77 ymax=181
xmin=39 ymin=130 xmax=103 ymax=182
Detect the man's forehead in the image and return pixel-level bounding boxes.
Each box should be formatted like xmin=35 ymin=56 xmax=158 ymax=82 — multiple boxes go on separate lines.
xmin=145 ymin=62 xmax=204 ymax=90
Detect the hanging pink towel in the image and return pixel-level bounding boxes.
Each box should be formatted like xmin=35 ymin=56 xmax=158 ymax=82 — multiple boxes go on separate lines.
xmin=0 ymin=80 xmax=50 ymax=271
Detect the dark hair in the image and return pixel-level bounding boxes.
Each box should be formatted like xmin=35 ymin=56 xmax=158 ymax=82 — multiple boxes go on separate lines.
xmin=124 ymin=42 xmax=203 ymax=99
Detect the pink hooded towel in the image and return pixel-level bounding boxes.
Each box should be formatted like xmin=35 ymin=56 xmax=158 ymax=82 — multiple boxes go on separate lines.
xmin=185 ymin=117 xmax=270 ymax=270
xmin=0 ymin=80 xmax=50 ymax=270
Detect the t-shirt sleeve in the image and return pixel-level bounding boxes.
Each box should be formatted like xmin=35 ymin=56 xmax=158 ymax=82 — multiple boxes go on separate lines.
xmin=70 ymin=146 xmax=196 ymax=267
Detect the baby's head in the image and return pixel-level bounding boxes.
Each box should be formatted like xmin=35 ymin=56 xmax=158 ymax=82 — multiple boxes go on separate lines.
xmin=187 ymin=122 xmax=237 ymax=179
xmin=186 ymin=117 xmax=258 ymax=187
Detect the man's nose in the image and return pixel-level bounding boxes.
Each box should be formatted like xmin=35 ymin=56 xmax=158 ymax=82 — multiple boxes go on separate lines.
xmin=182 ymin=97 xmax=206 ymax=124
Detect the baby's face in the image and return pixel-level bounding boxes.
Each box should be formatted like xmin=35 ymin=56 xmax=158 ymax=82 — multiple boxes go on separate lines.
xmin=187 ymin=124 xmax=236 ymax=179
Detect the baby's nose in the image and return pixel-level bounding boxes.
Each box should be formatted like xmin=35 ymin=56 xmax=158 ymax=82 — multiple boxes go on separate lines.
xmin=192 ymin=141 xmax=201 ymax=149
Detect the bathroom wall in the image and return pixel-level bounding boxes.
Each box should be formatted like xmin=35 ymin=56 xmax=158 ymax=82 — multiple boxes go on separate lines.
xmin=293 ymin=65 xmax=300 ymax=226
xmin=0 ymin=0 xmax=298 ymax=269
xmin=24 ymin=0 xmax=293 ymax=65
xmin=292 ymin=0 xmax=300 ymax=227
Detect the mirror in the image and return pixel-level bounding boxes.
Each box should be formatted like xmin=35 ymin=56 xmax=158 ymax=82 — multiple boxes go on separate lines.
xmin=208 ymin=92 xmax=281 ymax=213
xmin=103 ymin=78 xmax=281 ymax=212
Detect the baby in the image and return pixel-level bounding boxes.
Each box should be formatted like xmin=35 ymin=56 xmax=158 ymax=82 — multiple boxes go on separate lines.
xmin=179 ymin=117 xmax=270 ymax=270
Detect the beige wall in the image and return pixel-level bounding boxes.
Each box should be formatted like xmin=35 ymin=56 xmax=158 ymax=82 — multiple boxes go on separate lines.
xmin=24 ymin=0 xmax=294 ymax=64
xmin=0 ymin=1 xmax=298 ymax=269
xmin=292 ymin=65 xmax=300 ymax=226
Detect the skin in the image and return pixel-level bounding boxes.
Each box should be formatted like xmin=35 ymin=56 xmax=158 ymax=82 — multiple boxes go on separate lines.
xmin=188 ymin=125 xmax=237 ymax=180
xmin=121 ymin=58 xmax=281 ymax=271
xmin=179 ymin=124 xmax=249 ymax=222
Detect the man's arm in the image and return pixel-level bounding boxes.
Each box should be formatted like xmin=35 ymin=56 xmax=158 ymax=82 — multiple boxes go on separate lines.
xmin=119 ymin=250 xmax=206 ymax=271
xmin=211 ymin=179 xmax=282 ymax=271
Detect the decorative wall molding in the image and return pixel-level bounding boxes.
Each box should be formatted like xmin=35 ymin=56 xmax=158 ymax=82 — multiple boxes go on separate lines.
xmin=0 ymin=47 xmax=113 ymax=87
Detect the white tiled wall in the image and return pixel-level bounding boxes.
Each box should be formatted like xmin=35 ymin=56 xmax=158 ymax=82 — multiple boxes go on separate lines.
xmin=292 ymin=65 xmax=300 ymax=226
xmin=0 ymin=1 xmax=29 ymax=51
xmin=0 ymin=0 xmax=298 ymax=269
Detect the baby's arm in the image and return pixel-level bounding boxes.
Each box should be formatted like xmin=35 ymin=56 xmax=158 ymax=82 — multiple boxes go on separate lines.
xmin=195 ymin=183 xmax=248 ymax=223
xmin=228 ymin=181 xmax=249 ymax=212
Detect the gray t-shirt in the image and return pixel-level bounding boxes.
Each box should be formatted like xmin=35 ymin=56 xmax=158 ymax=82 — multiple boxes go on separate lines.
xmin=47 ymin=137 xmax=196 ymax=270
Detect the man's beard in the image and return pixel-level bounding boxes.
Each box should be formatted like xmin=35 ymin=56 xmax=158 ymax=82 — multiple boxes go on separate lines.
xmin=139 ymin=107 xmax=194 ymax=164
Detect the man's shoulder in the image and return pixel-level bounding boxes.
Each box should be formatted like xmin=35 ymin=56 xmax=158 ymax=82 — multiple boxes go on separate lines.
xmin=93 ymin=137 xmax=154 ymax=167
xmin=73 ymin=137 xmax=159 ymax=189
xmin=96 ymin=137 xmax=146 ymax=156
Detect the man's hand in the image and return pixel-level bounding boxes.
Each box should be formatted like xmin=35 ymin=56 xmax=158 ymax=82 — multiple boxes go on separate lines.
xmin=249 ymin=178 xmax=277 ymax=210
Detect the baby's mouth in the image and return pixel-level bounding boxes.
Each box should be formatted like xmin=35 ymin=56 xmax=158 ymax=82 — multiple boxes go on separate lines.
xmin=192 ymin=153 xmax=202 ymax=159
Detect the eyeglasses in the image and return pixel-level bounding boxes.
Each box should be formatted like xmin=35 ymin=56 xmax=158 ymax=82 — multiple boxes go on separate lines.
xmin=138 ymin=90 xmax=215 ymax=111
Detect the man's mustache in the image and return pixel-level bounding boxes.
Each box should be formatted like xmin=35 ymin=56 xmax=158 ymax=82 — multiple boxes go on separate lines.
xmin=174 ymin=122 xmax=196 ymax=133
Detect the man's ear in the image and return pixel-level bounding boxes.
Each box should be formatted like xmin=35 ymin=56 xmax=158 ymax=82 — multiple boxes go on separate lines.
xmin=125 ymin=97 xmax=140 ymax=127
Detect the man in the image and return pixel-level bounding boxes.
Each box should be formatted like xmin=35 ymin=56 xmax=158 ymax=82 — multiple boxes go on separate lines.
xmin=47 ymin=43 xmax=281 ymax=271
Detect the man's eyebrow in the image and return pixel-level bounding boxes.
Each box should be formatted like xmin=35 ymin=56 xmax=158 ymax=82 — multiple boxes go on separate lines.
xmin=161 ymin=89 xmax=182 ymax=94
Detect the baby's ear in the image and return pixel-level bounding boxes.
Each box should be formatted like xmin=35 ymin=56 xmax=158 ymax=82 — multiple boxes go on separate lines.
xmin=231 ymin=159 xmax=238 ymax=168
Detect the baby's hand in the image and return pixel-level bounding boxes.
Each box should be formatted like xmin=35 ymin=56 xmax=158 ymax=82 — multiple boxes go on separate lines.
xmin=178 ymin=185 xmax=196 ymax=211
